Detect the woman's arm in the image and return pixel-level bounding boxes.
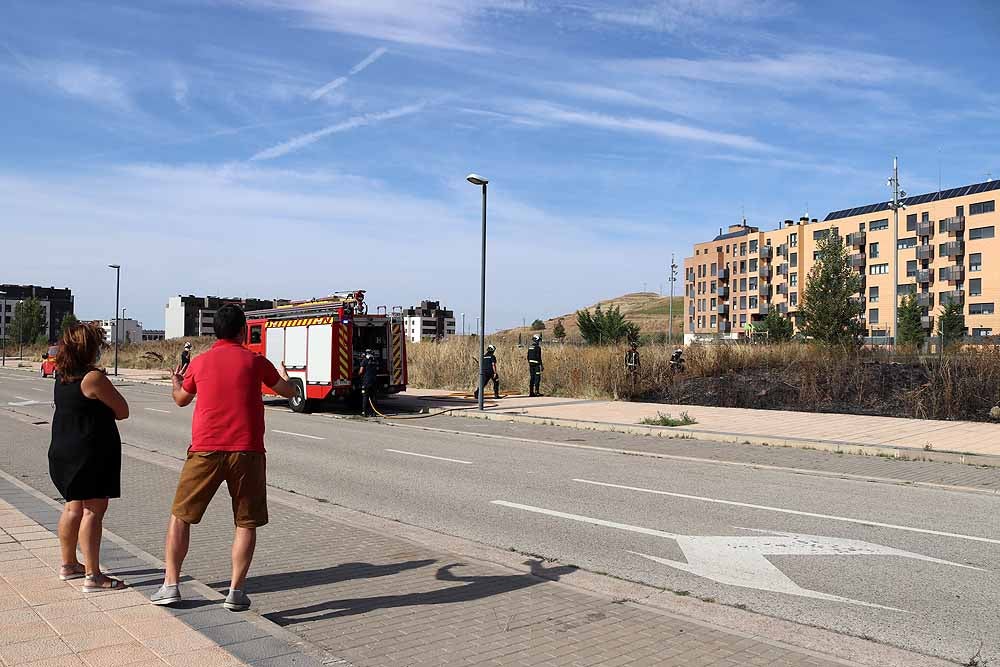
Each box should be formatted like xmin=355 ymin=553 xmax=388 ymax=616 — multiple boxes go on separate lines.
xmin=81 ymin=370 xmax=130 ymax=420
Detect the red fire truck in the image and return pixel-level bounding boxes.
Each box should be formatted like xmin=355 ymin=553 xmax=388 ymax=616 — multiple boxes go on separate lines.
xmin=245 ymin=291 xmax=407 ymax=413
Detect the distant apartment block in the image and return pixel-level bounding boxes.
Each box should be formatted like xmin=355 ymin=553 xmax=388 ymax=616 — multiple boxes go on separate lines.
xmin=683 ymin=179 xmax=1000 ymax=343
xmin=141 ymin=329 xmax=165 ymax=342
xmin=0 ymin=284 xmax=74 ymax=344
xmin=403 ymin=300 xmax=457 ymax=342
xmin=165 ymin=295 xmax=286 ymax=339
xmin=96 ymin=318 xmax=144 ymax=345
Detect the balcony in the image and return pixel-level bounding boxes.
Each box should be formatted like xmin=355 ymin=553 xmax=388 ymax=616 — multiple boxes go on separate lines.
xmin=760 ymin=245 xmax=773 ymax=260
xmin=719 ymin=268 xmax=730 ymax=282
xmin=688 ymin=306 xmax=695 ymax=316
xmin=777 ymin=303 xmax=789 ymax=315
xmin=756 ymin=303 xmax=770 ymax=315
xmin=917 ymin=292 xmax=934 ymax=308
xmin=847 ymin=231 xmax=866 ymax=248
xmin=719 ymin=321 xmax=732 ymax=334
xmin=758 ymin=284 xmax=772 ymax=298
xmin=850 ymin=295 xmax=866 ymax=307
xmin=943 ymin=215 xmax=965 ymax=235
xmin=777 ymin=263 xmax=789 ymax=277
xmin=916 ymin=244 xmax=934 ymax=261
xmin=776 ymin=283 xmax=788 ymax=296
xmin=921 ymin=315 xmax=934 ymax=330
xmin=917 ymin=220 xmax=935 ymax=237
xmin=940 ymin=290 xmax=965 ymax=307
xmin=777 ymin=243 xmax=788 ymax=258
xmin=759 ymin=266 xmax=773 ymax=280
xmin=943 ymin=265 xmax=965 ymax=283
xmin=849 ymin=253 xmax=866 ymax=268
xmin=916 ymin=269 xmax=934 ymax=285
xmin=943 ymin=241 xmax=965 ymax=258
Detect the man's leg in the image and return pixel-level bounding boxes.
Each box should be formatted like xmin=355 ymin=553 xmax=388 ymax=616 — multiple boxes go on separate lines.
xmin=57 ymin=501 xmax=83 ymax=574
xmin=163 ymin=515 xmax=191 ymax=586
xmin=230 ymin=526 xmax=257 ymax=591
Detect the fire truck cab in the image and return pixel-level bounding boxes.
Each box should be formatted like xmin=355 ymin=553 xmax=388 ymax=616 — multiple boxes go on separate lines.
xmin=245 ymin=291 xmax=407 ymax=413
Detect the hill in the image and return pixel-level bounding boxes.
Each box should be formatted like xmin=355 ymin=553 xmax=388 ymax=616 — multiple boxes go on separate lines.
xmin=496 ymin=292 xmax=684 ymax=343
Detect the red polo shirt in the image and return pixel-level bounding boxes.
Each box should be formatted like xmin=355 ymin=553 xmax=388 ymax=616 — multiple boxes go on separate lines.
xmin=182 ymin=340 xmax=281 ymax=452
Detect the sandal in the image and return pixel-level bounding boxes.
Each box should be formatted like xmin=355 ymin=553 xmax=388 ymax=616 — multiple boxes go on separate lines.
xmin=82 ymin=574 xmax=127 ymax=593
xmin=59 ymin=563 xmax=86 ymax=581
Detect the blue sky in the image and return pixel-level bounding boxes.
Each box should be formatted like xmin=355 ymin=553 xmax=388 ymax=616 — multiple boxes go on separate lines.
xmin=2 ymin=0 xmax=999 ymax=332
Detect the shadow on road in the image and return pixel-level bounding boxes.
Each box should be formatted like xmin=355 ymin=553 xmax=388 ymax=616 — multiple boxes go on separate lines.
xmin=265 ymin=560 xmax=578 ymax=627
xmin=213 ymin=559 xmax=437 ymax=595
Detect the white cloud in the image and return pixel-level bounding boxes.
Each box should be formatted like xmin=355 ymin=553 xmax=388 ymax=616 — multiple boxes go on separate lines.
xmin=592 ymin=0 xmax=791 ymax=32
xmin=230 ymin=0 xmax=532 ymax=51
xmin=250 ymin=102 xmax=427 ymax=160
xmin=310 ymin=46 xmax=388 ymax=101
xmin=509 ymin=100 xmax=773 ymax=151
xmin=28 ymin=61 xmax=133 ymax=110
xmin=172 ymin=76 xmax=190 ymax=108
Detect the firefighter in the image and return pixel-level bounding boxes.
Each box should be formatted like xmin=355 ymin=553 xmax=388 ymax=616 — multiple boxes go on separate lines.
xmin=473 ymin=344 xmax=500 ymax=399
xmin=180 ymin=342 xmax=193 ymax=373
xmin=527 ymin=334 xmax=543 ymax=397
xmin=625 ymin=340 xmax=640 ymax=374
xmin=359 ymin=349 xmax=380 ymax=416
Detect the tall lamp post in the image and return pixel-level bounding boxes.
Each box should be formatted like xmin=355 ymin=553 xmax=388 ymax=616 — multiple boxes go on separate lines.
xmin=0 ymin=291 xmax=6 ymax=368
xmin=466 ymin=173 xmax=488 ymax=411
xmin=886 ymin=158 xmax=907 ymax=348
xmin=108 ymin=265 xmax=121 ymax=376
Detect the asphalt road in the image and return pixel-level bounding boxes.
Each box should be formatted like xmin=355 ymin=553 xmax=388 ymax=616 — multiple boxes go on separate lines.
xmin=1 ymin=367 xmax=998 ymax=664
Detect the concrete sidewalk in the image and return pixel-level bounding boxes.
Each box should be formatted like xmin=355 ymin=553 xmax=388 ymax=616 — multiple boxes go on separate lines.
xmin=400 ymin=389 xmax=1000 ymax=461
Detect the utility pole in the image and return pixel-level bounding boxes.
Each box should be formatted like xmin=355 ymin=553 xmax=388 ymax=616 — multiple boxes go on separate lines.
xmin=887 ymin=158 xmax=906 ymax=349
xmin=668 ymin=254 xmax=678 ymax=346
xmin=0 ymin=291 xmax=5 ymax=368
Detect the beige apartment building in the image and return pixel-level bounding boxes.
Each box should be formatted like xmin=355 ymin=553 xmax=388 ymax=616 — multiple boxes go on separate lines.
xmin=683 ymin=179 xmax=1000 ymax=343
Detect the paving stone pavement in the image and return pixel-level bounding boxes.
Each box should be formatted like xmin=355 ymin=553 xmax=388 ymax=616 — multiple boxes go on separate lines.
xmin=0 ymin=476 xmax=328 ymax=667
xmin=0 ymin=435 xmax=862 ymax=667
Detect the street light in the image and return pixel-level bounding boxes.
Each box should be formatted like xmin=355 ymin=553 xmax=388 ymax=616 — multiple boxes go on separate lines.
xmin=108 ymin=265 xmax=121 ymax=376
xmin=467 ymin=173 xmax=488 ymax=410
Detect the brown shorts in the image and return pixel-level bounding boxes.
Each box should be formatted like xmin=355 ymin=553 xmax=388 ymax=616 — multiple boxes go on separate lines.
xmin=171 ymin=451 xmax=268 ymax=528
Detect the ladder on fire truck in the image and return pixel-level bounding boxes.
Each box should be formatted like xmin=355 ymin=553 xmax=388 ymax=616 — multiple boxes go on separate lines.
xmin=246 ymin=291 xmax=370 ymax=320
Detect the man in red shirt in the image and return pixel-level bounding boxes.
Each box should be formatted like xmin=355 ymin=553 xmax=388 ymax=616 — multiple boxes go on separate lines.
xmin=151 ymin=304 xmax=296 ymax=610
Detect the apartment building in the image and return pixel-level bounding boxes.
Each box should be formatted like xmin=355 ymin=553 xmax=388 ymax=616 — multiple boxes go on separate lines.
xmin=683 ymin=178 xmax=1000 ymax=343
xmin=402 ymin=300 xmax=457 ymax=343
xmin=0 ymin=284 xmax=74 ymax=344
xmin=165 ymin=295 xmax=286 ymax=339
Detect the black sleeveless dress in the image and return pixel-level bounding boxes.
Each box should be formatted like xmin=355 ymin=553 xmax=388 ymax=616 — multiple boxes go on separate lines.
xmin=48 ymin=376 xmax=122 ymax=501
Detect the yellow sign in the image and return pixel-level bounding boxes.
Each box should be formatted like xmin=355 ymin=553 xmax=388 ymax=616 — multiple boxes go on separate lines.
xmin=265 ymin=316 xmax=335 ymax=328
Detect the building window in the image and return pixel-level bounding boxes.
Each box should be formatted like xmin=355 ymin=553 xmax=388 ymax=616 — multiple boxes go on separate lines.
xmin=711 ymin=315 xmax=717 ymax=327
xmin=869 ymin=308 xmax=879 ymax=324
xmin=868 ymin=219 xmax=889 ymax=231
xmin=969 ymin=226 xmax=995 ymax=240
xmin=740 ymin=260 xmax=747 ymax=273
xmin=749 ymin=240 xmax=758 ymax=253
xmin=740 ymin=314 xmax=747 ymax=326
xmin=710 ymin=281 xmax=717 ymax=294
xmin=869 ymin=263 xmax=889 ymax=275
xmin=749 ymin=296 xmax=758 ymax=309
xmin=740 ymin=296 xmax=747 ymax=309
xmin=789 ymin=252 xmax=797 ymax=264
xmin=711 ymin=298 xmax=717 ymax=309
xmin=869 ymin=286 xmax=879 ymax=303
xmin=970 ymin=253 xmax=982 ymax=271
xmin=740 ymin=242 xmax=747 ymax=256
xmin=973 ymin=328 xmax=993 ymax=337
xmin=970 ymin=303 xmax=995 ymax=315
xmin=970 ymin=279 xmax=982 ymax=297
xmin=858 ymin=222 xmax=866 ymax=232
xmin=789 ymin=232 xmax=798 ymax=247
xmin=898 ymin=283 xmax=916 ymax=296
xmin=789 ymin=292 xmax=798 ymax=306
xmin=906 ymin=260 xmax=918 ymax=277
xmin=970 ymin=200 xmax=996 ymax=216
xmin=789 ymin=273 xmax=797 ymax=287
xmin=869 ymin=242 xmax=880 ymax=258
xmin=897 ymin=237 xmax=916 ymax=249
xmin=710 ymin=263 xmax=717 ymax=276
xmin=922 ymin=212 xmax=930 ymax=222
xmin=749 ymin=259 xmax=758 ymax=272
xmin=906 ymin=213 xmax=917 ymax=231
xmin=813 ymin=251 xmax=820 ymax=261
xmin=740 ymin=278 xmax=747 ymax=291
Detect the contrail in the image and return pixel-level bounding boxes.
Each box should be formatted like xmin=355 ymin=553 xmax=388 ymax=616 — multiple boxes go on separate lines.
xmin=250 ymin=102 xmax=425 ymax=161
xmin=310 ymin=46 xmax=388 ymax=101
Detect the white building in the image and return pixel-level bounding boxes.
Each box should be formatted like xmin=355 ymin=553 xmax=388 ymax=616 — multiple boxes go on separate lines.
xmin=165 ymin=295 xmax=283 ymax=339
xmin=402 ymin=300 xmax=456 ymax=343
xmin=97 ymin=318 xmax=143 ymax=345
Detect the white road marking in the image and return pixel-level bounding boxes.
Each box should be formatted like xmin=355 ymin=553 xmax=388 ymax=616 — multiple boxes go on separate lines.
xmin=14 ymin=396 xmax=31 ymax=401
xmin=272 ymin=429 xmax=325 ymax=441
xmin=144 ymin=408 xmax=171 ymax=414
xmin=572 ymin=478 xmax=1000 ymax=546
xmin=385 ymin=449 xmax=472 ymax=465
xmin=30 ymin=388 xmax=44 ymax=392
xmin=6 ymin=400 xmax=44 ymax=407
xmin=492 ymin=501 xmax=980 ymax=610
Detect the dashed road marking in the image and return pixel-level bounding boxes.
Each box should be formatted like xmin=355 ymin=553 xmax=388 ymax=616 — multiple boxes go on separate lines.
xmin=144 ymin=408 xmax=171 ymax=414
xmin=385 ymin=449 xmax=472 ymax=465
xmin=273 ymin=429 xmax=325 ymax=441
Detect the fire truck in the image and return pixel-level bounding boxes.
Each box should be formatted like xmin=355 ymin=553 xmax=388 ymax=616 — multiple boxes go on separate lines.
xmin=245 ymin=291 xmax=407 ymax=413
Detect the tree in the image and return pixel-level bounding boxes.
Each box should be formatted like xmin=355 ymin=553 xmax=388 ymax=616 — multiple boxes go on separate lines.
xmin=937 ymin=301 xmax=965 ymax=348
xmin=60 ymin=313 xmax=80 ymax=337
xmin=553 ymin=319 xmax=566 ymax=340
xmin=10 ymin=298 xmax=47 ymax=344
xmin=797 ymin=232 xmax=865 ymax=345
xmin=576 ymin=304 xmax=641 ymax=345
xmin=895 ymin=294 xmax=925 ymax=349
xmin=757 ymin=307 xmax=793 ymax=343
xmin=530 ymin=319 xmax=546 ymax=331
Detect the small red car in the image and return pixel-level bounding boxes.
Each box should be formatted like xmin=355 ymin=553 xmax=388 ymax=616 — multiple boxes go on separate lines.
xmin=41 ymin=345 xmax=59 ymax=378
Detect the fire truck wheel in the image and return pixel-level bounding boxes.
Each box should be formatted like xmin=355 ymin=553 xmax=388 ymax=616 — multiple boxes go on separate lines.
xmin=288 ymin=380 xmax=311 ymax=413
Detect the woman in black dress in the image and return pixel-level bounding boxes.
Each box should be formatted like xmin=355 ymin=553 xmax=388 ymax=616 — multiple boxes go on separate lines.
xmin=49 ymin=322 xmax=129 ymax=591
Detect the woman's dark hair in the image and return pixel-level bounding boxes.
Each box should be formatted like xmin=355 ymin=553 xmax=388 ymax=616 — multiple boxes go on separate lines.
xmin=213 ymin=304 xmax=247 ymax=340
xmin=56 ymin=323 xmax=107 ymax=382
